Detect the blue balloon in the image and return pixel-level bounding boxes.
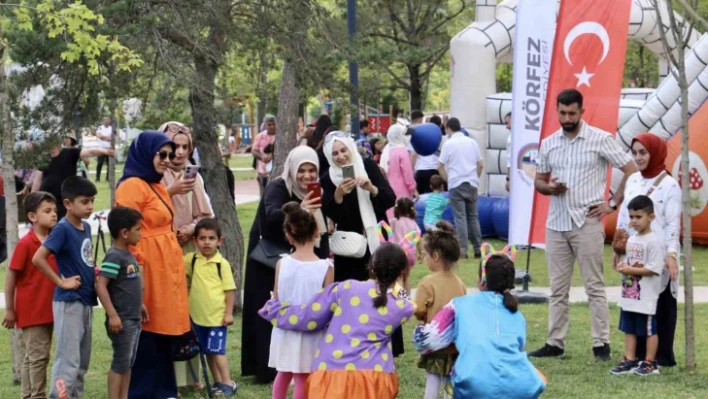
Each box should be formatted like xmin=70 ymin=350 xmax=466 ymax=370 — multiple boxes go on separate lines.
xmin=410 ymin=123 xmax=443 ymax=156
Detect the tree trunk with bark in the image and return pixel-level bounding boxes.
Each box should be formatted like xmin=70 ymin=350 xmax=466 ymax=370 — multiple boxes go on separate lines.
xmin=189 ymin=53 xmax=245 ymax=312
xmin=408 ymin=64 xmax=423 ymax=112
xmin=652 ymin=0 xmax=695 ymax=368
xmin=0 ymin=21 xmax=24 ymax=384
xmin=271 ymin=61 xmax=300 ymax=178
xmin=677 ymin=48 xmax=695 ymax=370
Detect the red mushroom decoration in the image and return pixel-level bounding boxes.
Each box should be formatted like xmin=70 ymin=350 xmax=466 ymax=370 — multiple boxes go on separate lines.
xmin=679 ymin=164 xmax=705 ymax=210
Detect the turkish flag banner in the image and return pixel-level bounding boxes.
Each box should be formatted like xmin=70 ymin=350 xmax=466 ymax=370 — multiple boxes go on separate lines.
xmin=528 ymin=0 xmax=633 ymax=245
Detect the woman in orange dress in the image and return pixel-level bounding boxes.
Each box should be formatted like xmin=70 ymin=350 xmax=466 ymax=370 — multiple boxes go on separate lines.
xmin=116 ymin=131 xmax=190 ymax=399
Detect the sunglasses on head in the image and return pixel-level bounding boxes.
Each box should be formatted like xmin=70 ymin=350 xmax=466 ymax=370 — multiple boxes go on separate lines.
xmin=324 ymin=131 xmax=349 ymax=143
xmin=157 ymin=151 xmax=176 ymax=161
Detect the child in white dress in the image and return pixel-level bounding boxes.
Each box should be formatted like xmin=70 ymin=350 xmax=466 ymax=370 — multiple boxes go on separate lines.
xmin=269 ymin=202 xmax=334 ymax=399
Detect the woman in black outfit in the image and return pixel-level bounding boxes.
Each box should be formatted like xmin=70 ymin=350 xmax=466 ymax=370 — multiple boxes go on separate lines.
xmin=241 ymin=146 xmax=329 ymax=383
xmin=320 ymin=131 xmax=405 ymax=356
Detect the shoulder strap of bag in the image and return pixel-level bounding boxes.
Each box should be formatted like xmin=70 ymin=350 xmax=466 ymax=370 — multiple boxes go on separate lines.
xmin=646 ymin=171 xmax=668 ymax=197
xmin=191 ymin=253 xmax=222 ymax=282
xmin=147 ymin=183 xmax=175 ymax=232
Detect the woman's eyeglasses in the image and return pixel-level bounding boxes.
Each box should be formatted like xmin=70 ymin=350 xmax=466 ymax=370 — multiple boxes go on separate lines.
xmin=324 ymin=131 xmax=349 ymax=143
xmin=157 ymin=151 xmax=176 ymax=161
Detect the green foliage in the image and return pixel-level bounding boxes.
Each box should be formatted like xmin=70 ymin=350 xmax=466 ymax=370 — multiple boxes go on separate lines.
xmin=11 ymin=0 xmax=142 ymax=75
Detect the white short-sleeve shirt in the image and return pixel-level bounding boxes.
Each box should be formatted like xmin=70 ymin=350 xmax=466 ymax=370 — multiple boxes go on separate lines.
xmin=439 ymin=132 xmax=481 ymax=190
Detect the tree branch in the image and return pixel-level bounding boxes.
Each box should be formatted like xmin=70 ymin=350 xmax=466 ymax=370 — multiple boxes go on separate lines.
xmin=676 ymin=0 xmax=708 ymax=32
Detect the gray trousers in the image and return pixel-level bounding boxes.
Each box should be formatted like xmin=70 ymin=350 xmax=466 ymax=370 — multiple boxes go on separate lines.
xmin=546 ymin=217 xmax=610 ymax=349
xmin=449 ymin=182 xmax=482 ymax=256
xmin=50 ymin=301 xmax=92 ymax=399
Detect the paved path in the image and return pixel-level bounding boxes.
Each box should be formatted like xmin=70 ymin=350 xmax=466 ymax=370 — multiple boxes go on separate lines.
xmin=16 ymin=179 xmax=262 ymax=238
xmin=1 ymin=286 xmax=706 ymax=310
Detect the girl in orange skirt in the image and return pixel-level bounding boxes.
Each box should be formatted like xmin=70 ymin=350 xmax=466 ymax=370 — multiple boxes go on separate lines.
xmin=259 ymin=243 xmax=415 ymax=399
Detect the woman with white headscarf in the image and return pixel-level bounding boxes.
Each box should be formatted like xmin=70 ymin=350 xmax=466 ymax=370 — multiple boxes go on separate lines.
xmin=321 ymin=131 xmax=404 ymax=357
xmin=321 ymin=131 xmax=396 ymax=281
xmin=242 ymin=146 xmax=329 ymax=384
xmin=381 ymin=124 xmax=418 ymax=218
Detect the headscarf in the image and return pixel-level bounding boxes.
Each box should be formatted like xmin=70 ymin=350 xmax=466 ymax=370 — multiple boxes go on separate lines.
xmin=158 ymin=121 xmax=214 ymax=233
xmin=324 ymin=132 xmax=380 ymax=254
xmin=281 ymin=146 xmax=327 ymax=237
xmin=380 ymin=124 xmax=407 ymax=173
xmin=632 ymin=133 xmax=667 ymax=179
xmin=119 ymin=131 xmax=175 ymax=186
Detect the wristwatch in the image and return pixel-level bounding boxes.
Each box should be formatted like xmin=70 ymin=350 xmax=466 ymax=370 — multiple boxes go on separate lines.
xmin=668 ymin=252 xmax=678 ymax=260
xmin=608 ymin=199 xmax=618 ymax=210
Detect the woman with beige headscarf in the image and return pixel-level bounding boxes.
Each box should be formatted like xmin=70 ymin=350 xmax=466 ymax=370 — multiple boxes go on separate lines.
xmin=242 ymin=146 xmax=329 ymax=384
xmin=158 ymin=121 xmax=214 ymax=391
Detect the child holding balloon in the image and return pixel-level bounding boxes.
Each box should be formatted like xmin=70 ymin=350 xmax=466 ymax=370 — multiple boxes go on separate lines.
xmin=414 ymin=221 xmax=467 ymax=399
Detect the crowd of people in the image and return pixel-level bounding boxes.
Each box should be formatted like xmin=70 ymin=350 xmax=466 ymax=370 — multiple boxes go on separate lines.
xmin=0 ymin=85 xmax=684 ymax=398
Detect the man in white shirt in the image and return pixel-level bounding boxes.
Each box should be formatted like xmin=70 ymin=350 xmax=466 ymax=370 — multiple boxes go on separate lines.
xmin=530 ymin=89 xmax=637 ymax=361
xmin=438 ymin=117 xmax=484 ymax=259
xmin=95 ymin=116 xmax=113 ymax=182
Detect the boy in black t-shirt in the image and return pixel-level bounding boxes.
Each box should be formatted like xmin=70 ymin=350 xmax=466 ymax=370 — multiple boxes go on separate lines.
xmin=96 ymin=206 xmax=148 ymax=399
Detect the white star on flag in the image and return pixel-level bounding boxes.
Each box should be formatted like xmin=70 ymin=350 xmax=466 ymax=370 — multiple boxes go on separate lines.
xmin=574 ymin=67 xmax=595 ymax=87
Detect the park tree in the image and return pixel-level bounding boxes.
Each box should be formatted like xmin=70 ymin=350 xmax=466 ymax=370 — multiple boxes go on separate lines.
xmin=356 ymin=0 xmax=474 ymax=112
xmin=0 ymin=0 xmax=141 ymax=382
xmin=111 ymin=0 xmax=250 ymax=309
xmin=650 ymin=0 xmax=701 ymax=368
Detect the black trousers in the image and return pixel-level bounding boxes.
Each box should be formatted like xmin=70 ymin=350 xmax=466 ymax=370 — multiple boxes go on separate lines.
xmin=415 ymin=169 xmax=440 ymax=195
xmin=635 ymin=284 xmax=677 ymax=366
xmin=96 ymin=155 xmax=109 ymax=181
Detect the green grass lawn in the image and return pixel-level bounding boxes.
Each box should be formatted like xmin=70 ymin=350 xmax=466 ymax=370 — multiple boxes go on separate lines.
xmin=0 ymin=304 xmax=706 ymax=398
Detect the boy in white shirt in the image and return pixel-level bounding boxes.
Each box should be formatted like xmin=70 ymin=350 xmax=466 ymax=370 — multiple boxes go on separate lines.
xmin=610 ymin=195 xmax=665 ymax=376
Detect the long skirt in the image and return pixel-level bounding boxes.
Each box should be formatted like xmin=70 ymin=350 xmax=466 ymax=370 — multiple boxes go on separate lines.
xmin=635 ymin=284 xmax=677 ymax=366
xmin=128 ymin=331 xmax=177 ymax=399
xmin=241 ymin=229 xmax=278 ymax=383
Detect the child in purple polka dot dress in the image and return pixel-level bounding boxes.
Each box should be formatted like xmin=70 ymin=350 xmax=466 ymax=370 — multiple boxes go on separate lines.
xmin=269 ymin=203 xmax=334 ymax=399
xmin=259 ymin=243 xmax=415 ymax=399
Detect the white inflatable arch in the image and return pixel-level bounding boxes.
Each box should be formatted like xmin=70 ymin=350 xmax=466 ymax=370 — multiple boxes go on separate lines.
xmin=450 ymin=0 xmax=701 ymax=195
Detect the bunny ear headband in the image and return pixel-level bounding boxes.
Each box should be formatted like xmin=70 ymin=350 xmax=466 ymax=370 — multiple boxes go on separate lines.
xmin=480 ymin=242 xmax=517 ymax=282
xmin=377 ymin=221 xmax=421 ymax=249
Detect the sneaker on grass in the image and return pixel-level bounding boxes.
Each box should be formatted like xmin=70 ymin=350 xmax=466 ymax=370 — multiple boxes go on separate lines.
xmin=610 ymin=358 xmax=639 ymax=375
xmin=634 ymin=360 xmax=660 ymax=376
xmin=528 ymin=344 xmax=564 ymax=358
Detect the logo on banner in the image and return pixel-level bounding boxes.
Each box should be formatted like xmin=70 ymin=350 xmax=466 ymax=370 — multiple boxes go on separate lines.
xmin=516 ymin=143 xmax=539 ymax=185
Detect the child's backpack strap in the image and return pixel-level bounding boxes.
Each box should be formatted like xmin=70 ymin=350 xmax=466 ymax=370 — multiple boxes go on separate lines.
xmin=192 ymin=253 xmax=222 ymax=280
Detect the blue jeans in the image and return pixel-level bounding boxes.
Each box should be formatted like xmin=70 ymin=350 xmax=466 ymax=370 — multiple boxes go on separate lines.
xmin=449 ymin=183 xmax=482 ymax=256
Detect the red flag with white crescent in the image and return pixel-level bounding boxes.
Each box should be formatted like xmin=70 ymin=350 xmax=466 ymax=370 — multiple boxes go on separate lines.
xmin=529 ymin=0 xmax=632 ymax=245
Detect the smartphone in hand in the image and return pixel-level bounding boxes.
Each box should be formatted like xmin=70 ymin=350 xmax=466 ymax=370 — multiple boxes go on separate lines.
xmin=184 ymin=165 xmax=200 ymax=179
xmin=307 ymin=182 xmax=322 ymax=206
xmin=342 ymin=165 xmax=355 ymax=180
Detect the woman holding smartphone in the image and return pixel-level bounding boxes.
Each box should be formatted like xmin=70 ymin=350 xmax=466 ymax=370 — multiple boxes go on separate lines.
xmin=242 ymin=146 xmax=329 ymax=383
xmin=320 ymin=131 xmax=402 ymax=357
xmin=159 ymin=121 xmax=214 ymax=389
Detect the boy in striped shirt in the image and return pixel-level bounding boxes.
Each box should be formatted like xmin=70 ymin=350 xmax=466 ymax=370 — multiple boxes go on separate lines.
xmin=96 ymin=206 xmax=149 ymax=399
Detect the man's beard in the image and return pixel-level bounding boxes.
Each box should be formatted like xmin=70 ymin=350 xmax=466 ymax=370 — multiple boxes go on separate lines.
xmin=561 ymin=121 xmax=579 ymax=133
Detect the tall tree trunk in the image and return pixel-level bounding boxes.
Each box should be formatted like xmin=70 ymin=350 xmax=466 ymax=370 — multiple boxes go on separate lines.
xmin=677 ymin=52 xmax=695 ymax=370
xmin=190 ymin=54 xmax=245 ymax=311
xmin=109 ymin=103 xmax=119 ymax=214
xmin=408 ymin=64 xmax=423 ymax=112
xmin=0 ymin=21 xmax=24 ymax=384
xmin=271 ymin=61 xmax=300 ymax=178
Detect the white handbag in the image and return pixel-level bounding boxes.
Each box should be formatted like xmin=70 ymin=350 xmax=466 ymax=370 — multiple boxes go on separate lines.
xmin=330 ymin=231 xmax=368 ymax=258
